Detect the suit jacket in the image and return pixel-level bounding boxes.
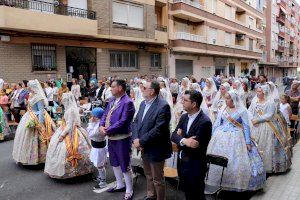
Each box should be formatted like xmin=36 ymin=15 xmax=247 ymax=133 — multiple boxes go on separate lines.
xmin=100 ymin=94 xmax=135 ymax=136
xmin=132 ymin=97 xmax=172 ymax=162
xmin=171 ymin=111 xmax=212 ymax=167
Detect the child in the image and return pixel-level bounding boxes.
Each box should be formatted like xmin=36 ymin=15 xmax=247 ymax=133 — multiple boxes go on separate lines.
xmin=280 ymin=94 xmax=292 ymax=125
xmin=87 ymin=107 xmax=107 ymax=190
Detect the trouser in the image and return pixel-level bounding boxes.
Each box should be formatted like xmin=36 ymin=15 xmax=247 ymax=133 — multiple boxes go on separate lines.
xmin=178 ymin=158 xmax=206 ymax=200
xmin=142 ymin=156 xmax=165 ymax=200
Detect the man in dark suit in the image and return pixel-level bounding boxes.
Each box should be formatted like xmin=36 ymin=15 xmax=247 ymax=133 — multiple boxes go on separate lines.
xmin=171 ymin=90 xmax=212 ymax=200
xmin=132 ymin=81 xmax=172 ymax=200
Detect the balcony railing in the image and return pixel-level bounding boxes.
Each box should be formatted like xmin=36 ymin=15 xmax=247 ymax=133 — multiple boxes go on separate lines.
xmin=174 ymin=32 xmax=206 ymax=43
xmin=155 ymin=24 xmax=167 ymax=32
xmin=235 ymin=45 xmax=246 ymax=50
xmin=0 ymin=0 xmax=96 ymax=20
xmin=173 ymin=0 xmax=203 ymax=9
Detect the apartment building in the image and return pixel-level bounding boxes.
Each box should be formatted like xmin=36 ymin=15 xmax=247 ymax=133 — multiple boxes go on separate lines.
xmin=168 ymin=0 xmax=264 ymax=80
xmin=260 ymin=0 xmax=299 ymax=81
xmin=0 ymin=0 xmax=168 ymax=83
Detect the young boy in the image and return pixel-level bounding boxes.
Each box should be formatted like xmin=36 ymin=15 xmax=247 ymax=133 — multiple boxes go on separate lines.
xmin=87 ymin=107 xmax=107 ymax=190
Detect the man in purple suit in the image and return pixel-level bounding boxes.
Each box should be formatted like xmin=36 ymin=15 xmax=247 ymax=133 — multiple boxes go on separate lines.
xmin=100 ymin=79 xmax=135 ymax=200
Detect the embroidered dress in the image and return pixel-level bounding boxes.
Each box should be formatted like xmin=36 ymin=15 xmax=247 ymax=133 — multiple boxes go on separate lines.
xmin=12 ymin=80 xmax=55 ymax=165
xmin=207 ymin=91 xmax=265 ymax=191
xmin=0 ymin=107 xmax=9 ymax=141
xmin=206 ymin=107 xmax=265 ymax=191
xmin=45 ymin=93 xmax=93 ymax=179
xmin=249 ymin=98 xmax=291 ymax=173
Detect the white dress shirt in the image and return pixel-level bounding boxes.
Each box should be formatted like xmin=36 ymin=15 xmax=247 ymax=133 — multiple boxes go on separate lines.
xmin=180 ymin=109 xmax=201 ymax=146
xmin=142 ymin=96 xmax=157 ymax=121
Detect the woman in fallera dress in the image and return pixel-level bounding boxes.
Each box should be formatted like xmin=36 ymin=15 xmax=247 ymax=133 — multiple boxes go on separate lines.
xmin=206 ymin=91 xmax=266 ymax=191
xmin=12 ymin=80 xmax=56 ymax=165
xmin=202 ymin=78 xmax=217 ymax=108
xmin=211 ymin=82 xmax=231 ymax=122
xmin=248 ymin=85 xmax=291 ymax=173
xmin=0 ymin=106 xmax=8 ymax=141
xmin=44 ymin=92 xmax=94 ymax=179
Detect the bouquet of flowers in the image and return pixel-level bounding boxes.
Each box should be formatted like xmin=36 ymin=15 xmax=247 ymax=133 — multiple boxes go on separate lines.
xmin=26 ymin=120 xmax=37 ymax=129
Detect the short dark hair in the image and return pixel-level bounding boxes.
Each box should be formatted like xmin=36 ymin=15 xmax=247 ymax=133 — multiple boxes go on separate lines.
xmin=172 ymin=93 xmax=178 ymax=99
xmin=184 ymin=90 xmax=203 ymax=108
xmin=151 ymin=81 xmax=160 ymax=95
xmin=114 ymin=79 xmax=126 ymax=91
xmin=23 ymin=80 xmax=28 ymax=87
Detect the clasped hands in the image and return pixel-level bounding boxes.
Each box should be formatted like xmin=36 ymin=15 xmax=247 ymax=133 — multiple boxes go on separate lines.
xmin=177 ymin=128 xmax=199 ymax=148
xmin=132 ymin=139 xmax=143 ymax=151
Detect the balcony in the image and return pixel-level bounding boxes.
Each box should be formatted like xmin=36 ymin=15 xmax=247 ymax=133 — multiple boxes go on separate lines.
xmin=171 ymin=2 xmax=263 ymax=38
xmin=155 ymin=0 xmax=167 ymax=6
xmin=279 ymin=29 xmax=285 ymax=38
xmin=171 ymin=39 xmax=262 ymax=59
xmin=174 ymin=32 xmax=206 ymax=43
xmin=173 ymin=0 xmax=203 ymax=9
xmin=277 ymin=0 xmax=286 ymax=8
xmin=235 ymin=45 xmax=246 ymax=50
xmin=278 ymin=44 xmax=285 ymax=52
xmin=0 ymin=0 xmax=98 ymax=36
xmin=155 ymin=25 xmax=168 ymax=44
xmin=276 ymin=15 xmax=285 ymax=24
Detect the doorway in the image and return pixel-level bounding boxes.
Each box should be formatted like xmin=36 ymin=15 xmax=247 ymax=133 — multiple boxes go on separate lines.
xmin=66 ymin=47 xmax=97 ymax=83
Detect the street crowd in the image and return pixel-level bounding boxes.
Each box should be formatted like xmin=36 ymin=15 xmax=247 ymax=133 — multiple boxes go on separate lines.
xmin=0 ymin=73 xmax=300 ymax=200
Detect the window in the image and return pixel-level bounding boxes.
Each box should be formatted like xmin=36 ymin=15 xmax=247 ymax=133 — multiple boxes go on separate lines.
xmin=151 ymin=53 xmax=161 ymax=68
xmin=31 ymin=44 xmax=56 ymax=71
xmin=209 ymin=27 xmax=217 ymax=44
xmin=225 ymin=32 xmax=231 ymax=46
xmin=229 ymin=63 xmax=235 ymax=76
xmin=249 ymin=39 xmax=253 ymax=51
xmin=112 ymin=1 xmax=144 ymax=29
xmin=110 ymin=51 xmax=138 ymax=68
xmin=225 ymin=4 xmax=232 ymax=20
xmin=249 ymin=17 xmax=254 ymax=29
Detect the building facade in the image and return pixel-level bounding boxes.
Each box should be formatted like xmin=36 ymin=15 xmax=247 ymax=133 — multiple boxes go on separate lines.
xmin=260 ymin=0 xmax=300 ymax=82
xmin=0 ymin=0 xmax=168 ymax=83
xmin=168 ymin=0 xmax=264 ymax=80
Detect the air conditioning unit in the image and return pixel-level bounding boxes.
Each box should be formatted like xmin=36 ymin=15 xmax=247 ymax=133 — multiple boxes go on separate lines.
xmin=0 ymin=35 xmax=10 ymax=42
xmin=236 ymin=34 xmax=245 ymax=40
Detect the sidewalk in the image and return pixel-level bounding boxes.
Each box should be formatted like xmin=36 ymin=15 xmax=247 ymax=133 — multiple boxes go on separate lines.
xmin=251 ymin=143 xmax=300 ymax=200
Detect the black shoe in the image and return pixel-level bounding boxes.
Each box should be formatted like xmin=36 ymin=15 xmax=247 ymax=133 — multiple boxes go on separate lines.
xmin=107 ymin=186 xmax=126 ymax=193
xmin=142 ymin=196 xmax=156 ymax=200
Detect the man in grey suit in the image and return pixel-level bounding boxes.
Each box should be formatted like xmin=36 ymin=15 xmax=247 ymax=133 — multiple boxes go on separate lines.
xmin=132 ymin=81 xmax=172 ymax=200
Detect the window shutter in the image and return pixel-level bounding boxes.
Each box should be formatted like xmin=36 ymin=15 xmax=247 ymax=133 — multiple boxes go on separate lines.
xmin=112 ymin=2 xmax=128 ymax=25
xmin=128 ymin=5 xmax=144 ymax=29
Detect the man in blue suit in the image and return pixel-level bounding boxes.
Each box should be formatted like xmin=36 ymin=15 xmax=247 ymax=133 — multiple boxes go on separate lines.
xmin=132 ymin=81 xmax=172 ymax=200
xmin=171 ymin=90 xmax=212 ymax=200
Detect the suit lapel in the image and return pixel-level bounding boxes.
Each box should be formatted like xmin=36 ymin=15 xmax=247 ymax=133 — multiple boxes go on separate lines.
xmin=187 ymin=111 xmax=203 ymax=136
xmin=137 ymin=102 xmax=145 ymax=131
xmin=139 ymin=98 xmax=159 ymax=131
xmin=183 ymin=114 xmax=189 ymax=137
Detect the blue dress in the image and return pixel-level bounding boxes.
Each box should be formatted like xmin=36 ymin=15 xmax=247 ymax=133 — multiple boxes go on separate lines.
xmin=206 ymin=107 xmax=266 ymax=191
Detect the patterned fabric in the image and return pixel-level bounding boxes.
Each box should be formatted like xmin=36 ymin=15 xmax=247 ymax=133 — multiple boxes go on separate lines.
xmin=44 ymin=126 xmax=94 ymax=179
xmin=0 ymin=107 xmax=8 ymax=141
xmin=12 ymin=106 xmax=55 ymax=165
xmin=206 ymin=110 xmax=265 ymax=191
xmin=249 ymin=101 xmax=291 ymax=173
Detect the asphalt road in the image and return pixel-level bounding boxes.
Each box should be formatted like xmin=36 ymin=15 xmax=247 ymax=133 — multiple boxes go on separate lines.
xmin=0 ymin=139 xmax=185 ymax=200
